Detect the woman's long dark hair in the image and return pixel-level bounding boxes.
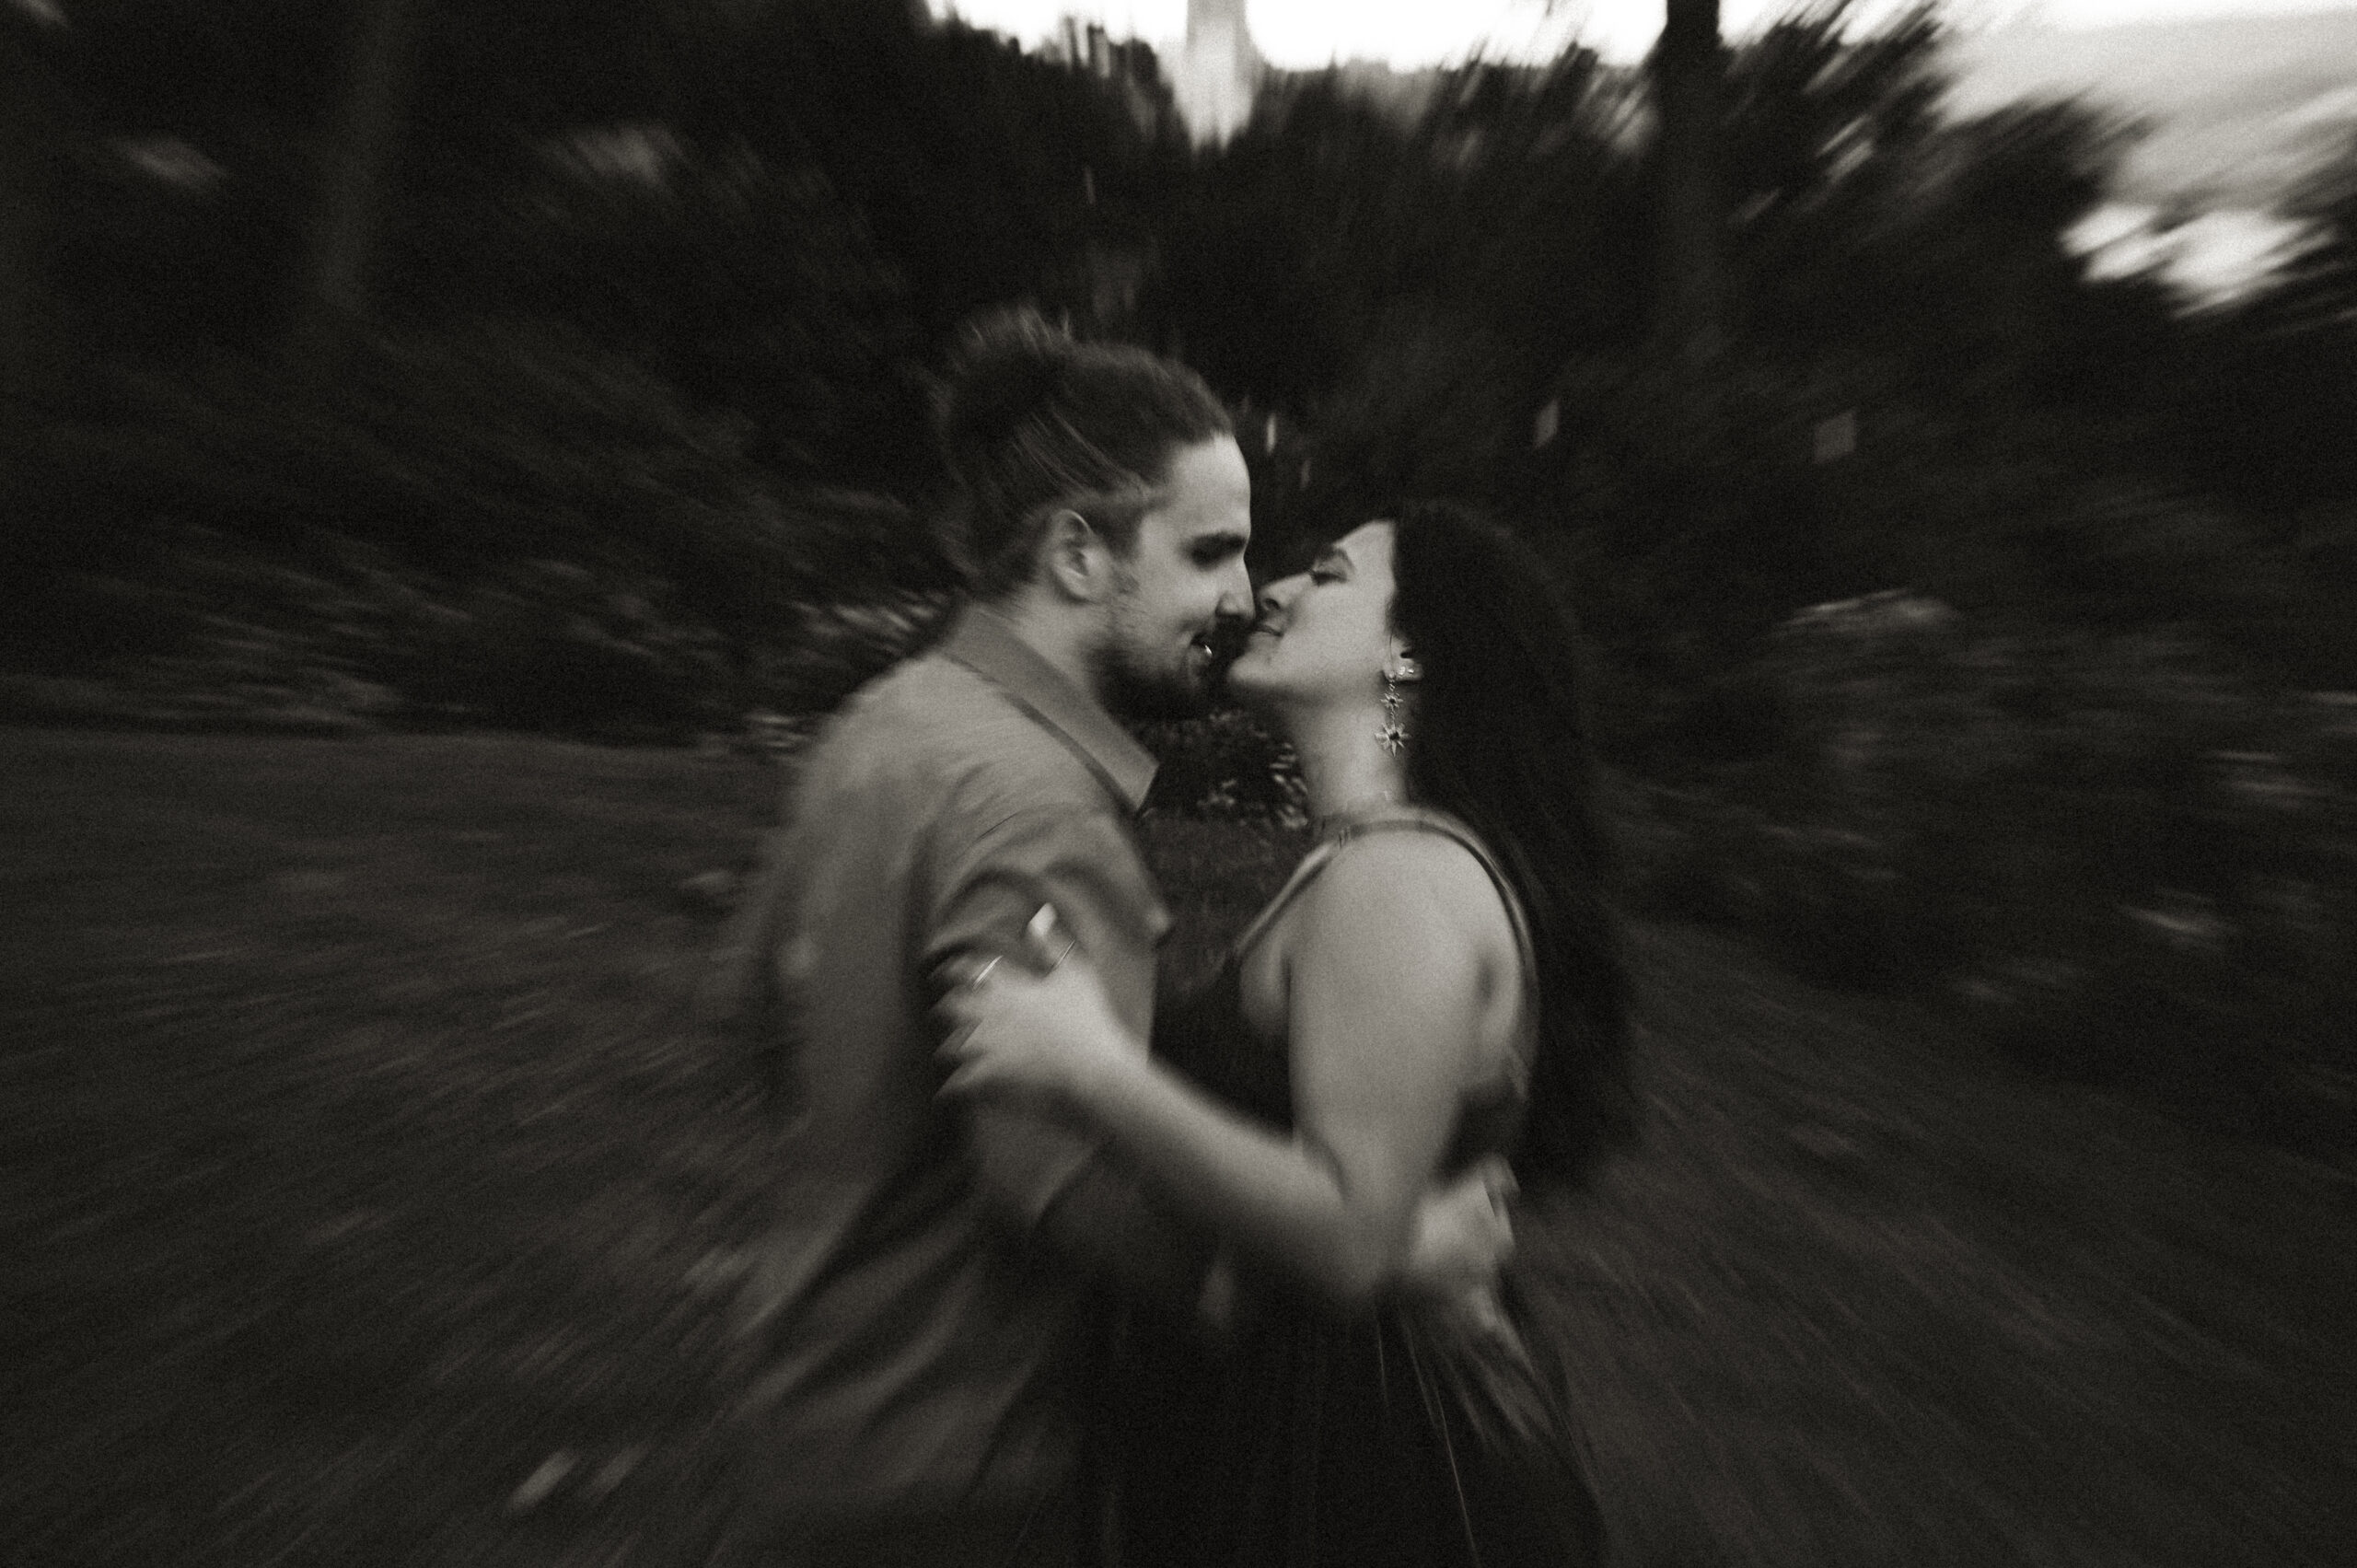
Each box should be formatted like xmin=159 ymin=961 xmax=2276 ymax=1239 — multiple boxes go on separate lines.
xmin=1388 ymin=501 xmax=1638 ymax=1184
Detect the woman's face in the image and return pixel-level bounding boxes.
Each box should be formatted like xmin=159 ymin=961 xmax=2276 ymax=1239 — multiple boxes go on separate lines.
xmin=1226 ymin=520 xmax=1400 ymax=712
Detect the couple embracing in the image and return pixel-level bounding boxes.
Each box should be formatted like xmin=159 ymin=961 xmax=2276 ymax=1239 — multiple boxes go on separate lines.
xmin=713 ymin=310 xmax=1636 ymax=1567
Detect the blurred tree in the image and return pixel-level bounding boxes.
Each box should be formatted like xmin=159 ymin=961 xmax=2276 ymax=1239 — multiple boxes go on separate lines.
xmin=2155 ymin=129 xmax=2357 ymax=527
xmin=1160 ymin=53 xmax=1639 ymax=417
xmin=1297 ymin=298 xmax=1523 ymax=528
xmin=2280 ymin=125 xmax=2357 ymax=328
xmin=1155 ymin=75 xmax=1416 ymax=405
xmin=377 ymin=0 xmax=1173 ymax=476
xmin=286 ymin=0 xmax=423 ymax=380
xmin=1717 ymin=2 xmax=1945 ymax=355
xmin=1921 ymin=101 xmax=2133 ymax=397
xmin=47 ymin=0 xmax=343 ymax=359
xmin=17 ymin=0 xmax=2356 ymax=737
xmin=1651 ymin=0 xmax=1731 ymax=371
xmin=413 ymin=131 xmax=924 ymax=483
xmin=1 ymin=0 xmax=72 ymax=394
xmin=676 ymin=1 xmax=1178 ymax=342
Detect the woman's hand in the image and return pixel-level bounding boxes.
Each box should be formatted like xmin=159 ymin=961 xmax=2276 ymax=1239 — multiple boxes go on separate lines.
xmin=935 ymin=921 xmax=1143 ymax=1111
xmin=1399 ymin=1155 xmax=1518 ymax=1303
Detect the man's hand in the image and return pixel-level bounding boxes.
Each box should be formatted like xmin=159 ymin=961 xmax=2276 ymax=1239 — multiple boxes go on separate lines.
xmin=1194 ymin=1246 xmax=1241 ymax=1341
xmin=1399 ymin=1155 xmax=1517 ymax=1300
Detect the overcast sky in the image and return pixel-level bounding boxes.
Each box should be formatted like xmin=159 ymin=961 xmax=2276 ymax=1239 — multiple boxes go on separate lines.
xmin=927 ymin=0 xmax=2357 ymax=66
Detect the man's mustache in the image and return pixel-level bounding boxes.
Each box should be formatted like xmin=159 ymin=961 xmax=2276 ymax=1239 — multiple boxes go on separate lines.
xmin=1201 ymin=617 xmax=1254 ymax=666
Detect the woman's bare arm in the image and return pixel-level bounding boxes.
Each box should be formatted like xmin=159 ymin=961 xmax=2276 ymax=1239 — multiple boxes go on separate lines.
xmin=955 ymin=835 xmax=1507 ymax=1308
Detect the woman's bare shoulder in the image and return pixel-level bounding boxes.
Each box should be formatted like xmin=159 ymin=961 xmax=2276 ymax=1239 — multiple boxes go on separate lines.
xmin=1293 ymin=829 xmax=1514 ymax=962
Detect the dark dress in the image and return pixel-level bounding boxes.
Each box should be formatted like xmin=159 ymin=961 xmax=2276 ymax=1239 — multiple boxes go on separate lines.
xmin=1106 ymin=810 xmax=1606 ymax=1568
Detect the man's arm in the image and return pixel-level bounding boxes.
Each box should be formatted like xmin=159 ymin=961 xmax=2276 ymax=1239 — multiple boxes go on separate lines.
xmin=923 ymin=805 xmax=1220 ymax=1321
xmin=925 ymin=805 xmax=1516 ymax=1318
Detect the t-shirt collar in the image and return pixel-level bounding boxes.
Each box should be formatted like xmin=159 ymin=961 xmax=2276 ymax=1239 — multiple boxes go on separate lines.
xmin=942 ymin=604 xmax=1159 ymax=814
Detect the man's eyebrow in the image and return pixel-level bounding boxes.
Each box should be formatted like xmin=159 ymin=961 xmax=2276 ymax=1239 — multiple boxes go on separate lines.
xmin=1194 ymin=529 xmax=1250 ymax=554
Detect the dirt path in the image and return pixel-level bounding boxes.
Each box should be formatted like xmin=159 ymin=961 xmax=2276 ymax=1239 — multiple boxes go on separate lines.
xmin=3 ymin=732 xmax=2351 ymax=1566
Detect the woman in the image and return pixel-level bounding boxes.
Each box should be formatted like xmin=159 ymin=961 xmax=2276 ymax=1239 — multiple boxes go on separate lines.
xmin=939 ymin=501 xmax=1637 ymax=1566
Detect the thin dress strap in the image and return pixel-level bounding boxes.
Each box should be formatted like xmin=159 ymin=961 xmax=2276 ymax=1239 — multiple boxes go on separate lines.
xmin=1228 ymin=836 xmax=1345 ymax=957
xmin=1233 ymin=807 xmax=1540 ymax=1087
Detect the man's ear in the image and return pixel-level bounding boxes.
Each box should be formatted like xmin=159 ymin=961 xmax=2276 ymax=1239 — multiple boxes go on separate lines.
xmin=1040 ymin=508 xmax=1112 ymax=603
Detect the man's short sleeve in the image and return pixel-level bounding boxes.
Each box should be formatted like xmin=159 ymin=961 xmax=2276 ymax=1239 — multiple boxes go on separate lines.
xmin=922 ymin=803 xmax=1168 ymax=1229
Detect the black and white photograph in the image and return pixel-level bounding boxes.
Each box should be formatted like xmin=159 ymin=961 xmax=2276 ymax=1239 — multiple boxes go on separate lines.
xmin=5 ymin=0 xmax=2355 ymax=1563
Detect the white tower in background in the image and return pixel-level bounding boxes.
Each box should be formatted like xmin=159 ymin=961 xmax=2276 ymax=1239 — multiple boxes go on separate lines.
xmin=1171 ymin=0 xmax=1260 ymax=146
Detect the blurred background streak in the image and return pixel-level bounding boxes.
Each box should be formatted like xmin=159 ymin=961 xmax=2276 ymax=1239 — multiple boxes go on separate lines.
xmin=3 ymin=0 xmax=2355 ymax=1564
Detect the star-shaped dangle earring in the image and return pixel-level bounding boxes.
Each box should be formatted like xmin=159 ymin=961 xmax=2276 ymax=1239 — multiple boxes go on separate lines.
xmin=1378 ymin=655 xmax=1419 ymax=755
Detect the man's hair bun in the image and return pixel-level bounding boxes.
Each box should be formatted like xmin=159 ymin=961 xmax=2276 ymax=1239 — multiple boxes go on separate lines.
xmin=937 ymin=309 xmax=1071 ymax=451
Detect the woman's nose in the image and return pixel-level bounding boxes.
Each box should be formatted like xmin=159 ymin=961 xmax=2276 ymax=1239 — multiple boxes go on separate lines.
xmin=1257 ymin=576 xmax=1303 ymax=619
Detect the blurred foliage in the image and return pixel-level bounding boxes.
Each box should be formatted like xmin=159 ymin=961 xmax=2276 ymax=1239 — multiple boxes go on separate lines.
xmin=1614 ymin=593 xmax=2356 ymax=1143
xmin=1135 ymin=707 xmax=1308 ymax=828
xmin=5 ymin=0 xmax=2356 ymax=1138
xmin=2 ymin=326 xmax=954 ymax=737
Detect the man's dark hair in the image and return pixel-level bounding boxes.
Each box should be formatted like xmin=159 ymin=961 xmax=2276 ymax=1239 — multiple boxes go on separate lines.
xmin=935 ymin=308 xmax=1233 ymax=598
xmin=1388 ymin=500 xmax=1641 ymax=1185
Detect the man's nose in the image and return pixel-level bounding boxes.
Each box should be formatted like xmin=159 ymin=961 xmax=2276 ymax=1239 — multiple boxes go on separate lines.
xmin=1216 ymin=558 xmax=1255 ymax=620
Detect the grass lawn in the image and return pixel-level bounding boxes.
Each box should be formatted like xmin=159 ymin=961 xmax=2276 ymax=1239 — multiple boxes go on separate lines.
xmin=3 ymin=729 xmax=2352 ymax=1567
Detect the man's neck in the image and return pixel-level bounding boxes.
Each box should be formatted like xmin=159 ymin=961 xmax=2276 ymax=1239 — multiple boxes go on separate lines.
xmin=977 ymin=591 xmax=1107 ymax=714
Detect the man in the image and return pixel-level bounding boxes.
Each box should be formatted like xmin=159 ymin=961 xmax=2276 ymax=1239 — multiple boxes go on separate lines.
xmin=719 ymin=314 xmax=1504 ymax=1566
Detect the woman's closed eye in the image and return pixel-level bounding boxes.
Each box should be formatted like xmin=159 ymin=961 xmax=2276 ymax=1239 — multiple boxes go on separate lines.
xmin=1306 ymin=546 xmax=1352 ymax=586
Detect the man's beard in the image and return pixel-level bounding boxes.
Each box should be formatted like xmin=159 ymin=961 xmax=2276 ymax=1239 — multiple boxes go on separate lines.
xmin=1097 ymin=634 xmax=1218 ymax=724
xmin=1095 ymin=616 xmax=1250 ymax=724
